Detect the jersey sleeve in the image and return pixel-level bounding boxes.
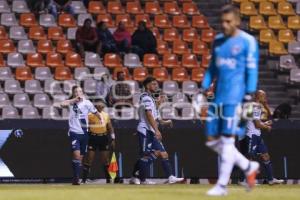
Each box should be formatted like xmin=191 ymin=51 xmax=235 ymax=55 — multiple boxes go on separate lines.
xmin=141 ymin=96 xmax=154 ymax=111
xmin=202 ymin=42 xmax=217 ymax=90
xmin=245 ymin=36 xmax=259 ymax=94
xmin=86 ymin=100 xmax=97 ymax=114
xmin=253 ymin=105 xmax=262 ymax=120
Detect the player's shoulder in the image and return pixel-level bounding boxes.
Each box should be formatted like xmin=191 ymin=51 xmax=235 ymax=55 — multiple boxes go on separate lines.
xmin=140 ymin=92 xmax=153 ymax=101
xmin=239 ymin=30 xmax=257 ymax=45
xmin=214 ymin=33 xmax=225 ymax=42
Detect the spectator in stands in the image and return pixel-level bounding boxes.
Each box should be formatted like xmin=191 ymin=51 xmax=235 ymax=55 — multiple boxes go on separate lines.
xmin=132 ymin=21 xmax=157 ymax=60
xmin=96 ymin=73 xmax=115 ymax=105
xmin=47 ymin=0 xmax=74 ymax=19
xmin=97 ymin=21 xmax=118 ymax=57
xmin=76 ymin=19 xmax=99 ymax=58
xmin=113 ymin=22 xmax=131 ymax=54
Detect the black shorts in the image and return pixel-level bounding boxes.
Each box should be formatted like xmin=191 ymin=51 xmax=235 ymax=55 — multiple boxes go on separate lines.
xmin=88 ymin=134 xmax=110 ymax=152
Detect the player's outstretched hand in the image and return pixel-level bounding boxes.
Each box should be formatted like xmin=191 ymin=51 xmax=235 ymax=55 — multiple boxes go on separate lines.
xmin=155 ymin=130 xmax=162 ymax=141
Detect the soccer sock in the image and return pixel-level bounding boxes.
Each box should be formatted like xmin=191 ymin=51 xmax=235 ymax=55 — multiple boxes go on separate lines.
xmin=263 ymin=160 xmax=274 ymax=181
xmin=72 ymin=159 xmax=81 ymax=179
xmin=82 ymin=164 xmax=90 ymax=182
xmin=206 ymin=138 xmax=222 ymax=154
xmin=161 ymin=158 xmax=172 ymax=178
xmin=217 ymin=136 xmax=235 ymax=187
xmin=138 ymin=156 xmax=155 ymax=181
xmin=132 ymin=160 xmax=140 ymax=177
xmin=103 ymin=164 xmax=110 ymax=181
xmin=233 ymin=146 xmax=250 ymax=172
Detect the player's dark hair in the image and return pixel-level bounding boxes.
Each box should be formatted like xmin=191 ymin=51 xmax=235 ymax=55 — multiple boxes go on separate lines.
xmin=221 ymin=4 xmax=240 ymax=17
xmin=143 ymin=76 xmax=156 ymax=88
xmin=71 ymin=85 xmax=80 ymax=98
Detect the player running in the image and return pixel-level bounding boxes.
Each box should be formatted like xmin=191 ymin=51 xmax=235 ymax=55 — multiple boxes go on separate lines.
xmin=130 ymin=77 xmax=184 ymax=185
xmin=60 ymin=86 xmax=102 ymax=185
xmin=201 ymin=5 xmax=260 ymax=196
xmin=82 ymin=100 xmax=116 ymax=184
xmin=239 ymin=90 xmax=284 ymax=185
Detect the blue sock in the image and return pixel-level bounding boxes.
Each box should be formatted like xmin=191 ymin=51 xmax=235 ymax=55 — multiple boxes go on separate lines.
xmin=263 ymin=160 xmax=274 ymax=181
xmin=72 ymin=159 xmax=81 ymax=179
xmin=161 ymin=158 xmax=172 ymax=177
xmin=138 ymin=157 xmax=154 ymax=181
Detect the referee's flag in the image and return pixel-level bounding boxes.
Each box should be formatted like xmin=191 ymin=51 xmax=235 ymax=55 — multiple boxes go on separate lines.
xmin=108 ymin=152 xmax=118 ymax=180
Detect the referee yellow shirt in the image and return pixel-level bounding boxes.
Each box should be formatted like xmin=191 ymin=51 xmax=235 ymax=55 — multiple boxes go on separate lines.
xmin=88 ymin=111 xmax=111 ymax=135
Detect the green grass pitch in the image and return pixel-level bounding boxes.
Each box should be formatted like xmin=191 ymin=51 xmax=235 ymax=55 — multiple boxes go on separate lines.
xmin=0 ymin=184 xmax=299 ymax=200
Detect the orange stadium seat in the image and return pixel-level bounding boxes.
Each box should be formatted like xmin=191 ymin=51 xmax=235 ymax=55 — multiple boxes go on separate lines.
xmin=151 ymin=27 xmax=161 ymax=39
xmin=173 ymin=40 xmax=190 ymax=55
xmin=26 ymin=53 xmax=45 ymax=67
xmin=29 ymin=26 xmax=47 ymax=40
xmin=269 ymin=40 xmax=288 ymax=55
xmin=164 ymin=2 xmax=181 ymax=15
xmin=278 ymin=2 xmax=295 ymax=16
xmin=153 ymin=67 xmax=169 ymax=82
xmin=143 ymin=54 xmax=161 ymax=68
xmin=113 ymin=67 xmax=131 ymax=80
xmin=16 ymin=67 xmax=33 ymax=81
xmin=116 ymin=14 xmax=134 ymax=28
xmin=192 ymin=15 xmax=209 ymax=29
xmin=135 ymin=14 xmax=152 ymax=28
xmin=126 ymin=1 xmax=143 ymax=14
xmin=107 ymin=1 xmax=124 ymax=14
xmin=193 ymin=40 xmax=209 ymax=55
xmin=163 ymin=28 xmax=180 ymax=42
xmin=154 ymin=14 xmax=172 ymax=29
xmin=0 ymin=26 xmax=8 ymax=39
xmin=48 ymin=27 xmax=65 ymax=40
xmin=191 ymin=68 xmax=205 ymax=82
xmin=133 ymin=67 xmax=148 ymax=82
xmin=240 ymin=1 xmax=258 ymax=16
xmin=268 ymin=15 xmax=286 ymax=30
xmin=58 ymin=14 xmax=76 ymax=28
xmin=178 ymin=0 xmax=193 ymax=2
xmin=145 ymin=1 xmax=162 ymax=15
xmin=0 ymin=53 xmax=5 ymax=67
xmin=104 ymin=53 xmax=123 ymax=68
xmin=88 ymin=1 xmax=106 ymax=14
xmin=97 ymin=14 xmax=115 ymax=28
xmin=173 ymin=15 xmax=190 ymax=29
xmin=249 ymin=0 xmax=268 ymax=3
xmin=0 ymin=39 xmax=16 ymax=53
xmin=249 ymin=15 xmax=267 ymax=30
xmin=278 ymin=29 xmax=295 ymax=43
xmin=65 ymin=52 xmax=82 ymax=68
xmin=201 ymin=53 xmax=211 ymax=68
xmin=288 ymin=16 xmax=300 ymax=30
xmin=55 ymin=67 xmax=73 ymax=80
xmin=57 ymin=40 xmax=73 ymax=54
xmin=182 ymin=53 xmax=199 ymax=69
xmin=201 ymin=29 xmax=215 ymax=43
xmin=37 ymin=40 xmax=54 ymax=54
xmin=172 ymin=68 xmax=189 ymax=82
xmin=20 ymin=13 xmax=37 ymax=27
xmin=259 ymin=29 xmax=276 ymax=43
xmin=182 ymin=2 xmax=200 ymax=15
xmin=259 ymin=1 xmax=277 ymax=16
xmin=268 ymin=0 xmax=285 ymax=3
xmin=183 ymin=28 xmax=199 ymax=42
xmin=46 ymin=52 xmax=64 ymax=68
xmin=162 ymin=53 xmax=180 ymax=68
xmin=157 ymin=40 xmax=170 ymax=55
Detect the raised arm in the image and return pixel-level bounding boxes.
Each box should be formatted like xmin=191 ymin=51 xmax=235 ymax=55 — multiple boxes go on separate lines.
xmin=245 ymin=36 xmax=259 ymax=94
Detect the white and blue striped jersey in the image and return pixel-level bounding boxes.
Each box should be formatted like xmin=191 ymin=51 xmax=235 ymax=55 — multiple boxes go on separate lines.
xmin=68 ymin=98 xmax=97 ymax=134
xmin=137 ymin=93 xmax=159 ymax=135
xmin=246 ymin=104 xmax=262 ymax=137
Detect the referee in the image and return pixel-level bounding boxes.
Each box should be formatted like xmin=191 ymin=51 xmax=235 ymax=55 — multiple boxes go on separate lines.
xmin=82 ymin=100 xmax=116 ymax=184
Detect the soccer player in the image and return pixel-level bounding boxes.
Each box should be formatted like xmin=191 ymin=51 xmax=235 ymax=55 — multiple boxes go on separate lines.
xmin=239 ymin=90 xmax=284 ymax=185
xmin=201 ymin=5 xmax=260 ymax=196
xmin=82 ymin=100 xmax=116 ymax=184
xmin=130 ymin=77 xmax=184 ymax=184
xmin=60 ymin=86 xmax=102 ymax=185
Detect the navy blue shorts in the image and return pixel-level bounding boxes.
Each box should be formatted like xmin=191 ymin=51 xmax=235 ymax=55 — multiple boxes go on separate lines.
xmin=69 ymin=131 xmax=89 ymax=155
xmin=137 ymin=130 xmax=166 ymax=157
xmin=245 ymin=135 xmax=268 ymax=157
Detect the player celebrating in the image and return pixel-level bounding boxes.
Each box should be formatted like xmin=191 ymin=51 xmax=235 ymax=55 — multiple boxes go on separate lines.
xmin=130 ymin=77 xmax=184 ymax=184
xmin=239 ymin=90 xmax=284 ymax=185
xmin=82 ymin=100 xmax=116 ymax=184
xmin=60 ymin=86 xmax=102 ymax=185
xmin=201 ymin=5 xmax=260 ymax=196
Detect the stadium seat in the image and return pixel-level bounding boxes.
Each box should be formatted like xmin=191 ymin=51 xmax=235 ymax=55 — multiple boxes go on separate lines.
xmin=172 ymin=68 xmax=189 ymax=82
xmin=74 ymin=67 xmax=90 ymax=80
xmin=44 ymin=79 xmax=63 ymax=94
xmin=269 ymin=0 xmax=286 ymax=4
xmin=16 ymin=67 xmax=33 ymax=81
xmin=191 ymin=68 xmax=205 ymax=82
xmin=38 ymin=40 xmax=54 ymax=55
xmin=0 ymin=93 xmax=10 ymax=108
xmin=298 ymin=31 xmax=300 ymax=42
xmin=0 ymin=39 xmax=15 ymax=53
xmin=93 ymin=67 xmax=109 ymax=80
xmin=22 ymin=106 xmax=40 ymax=119
xmin=172 ymin=92 xmax=188 ymax=103
xmin=0 ymin=1 xmax=10 ymax=13
xmin=173 ymin=40 xmax=190 ymax=55
xmin=0 ymin=67 xmax=12 ymax=80
xmin=48 ymin=27 xmax=65 ymax=40
xmin=269 ymin=40 xmax=288 ymax=55
xmin=104 ymin=53 xmax=123 ymax=68
xmin=192 ymin=40 xmax=209 ymax=55
xmin=96 ymin=14 xmax=115 ymax=28
xmin=35 ymin=67 xmax=52 ymax=80
xmin=250 ymin=15 xmax=267 ymax=30
xmin=20 ymin=13 xmax=38 ymax=27
xmin=42 ymin=107 xmax=61 ymax=119
xmin=290 ymin=68 xmax=300 ymax=82
xmin=54 ymin=67 xmax=73 ymax=80
xmin=162 ymin=80 xmax=179 ymax=95
xmin=133 ymin=67 xmax=148 ymax=82
xmin=113 ymin=67 xmax=131 ymax=80
xmin=162 ymin=53 xmax=180 ymax=68
xmin=143 ymin=54 xmax=161 ymax=68
xmin=135 ymin=14 xmax=152 ymax=28
xmin=132 ymin=93 xmax=141 ymax=107
xmin=46 ymin=52 xmax=64 ymax=68
xmin=154 ymin=14 xmax=172 ymax=29
xmin=0 ymin=26 xmax=8 ymax=39
xmin=12 ymin=0 xmax=30 ymax=13
xmin=288 ymin=41 xmax=300 ymax=54
xmin=280 ymin=54 xmax=298 ymax=70
xmin=25 ymin=80 xmax=43 ymax=94
xmin=116 ymin=14 xmax=134 ymax=28
xmin=84 ymin=52 xmax=103 ymax=68
xmin=107 ymin=1 xmax=124 ymax=14
xmin=145 ymin=1 xmax=162 ymax=15
xmin=157 ymin=40 xmax=170 ymax=55
xmin=29 ymin=26 xmax=47 ymax=40
xmin=278 ymin=29 xmax=295 ymax=43
xmin=13 ymin=93 xmax=31 ymax=108
xmin=181 ymin=105 xmax=195 ymax=120
xmin=268 ymin=15 xmax=286 ymax=30
xmin=1 ymin=13 xmax=18 ymax=26
xmin=4 ymin=79 xmax=23 ymax=94
xmin=9 ymin=26 xmax=27 ymax=40
xmin=182 ymin=80 xmax=199 ymax=95
xmin=18 ymin=40 xmax=36 ymax=54
xmin=126 ymin=1 xmax=143 ymax=14
xmin=164 ymin=2 xmax=181 ymax=15
xmin=288 ymin=15 xmax=300 ymax=30
xmin=65 ymin=52 xmax=82 ymax=68
xmin=39 ymin=14 xmax=57 ymax=27
xmin=160 ymin=103 xmax=176 ymax=120
xmin=83 ymin=79 xmax=97 ymax=94
xmin=201 ymin=29 xmax=215 ymax=43
xmin=27 ymin=53 xmax=44 ymax=68
xmin=278 ymin=2 xmax=295 ymax=16
xmin=67 ymin=27 xmax=78 ymax=40
xmin=182 ymin=2 xmax=200 ymax=15
xmin=62 ymin=108 xmax=70 ymax=120
xmin=119 ymin=107 xmax=136 ymax=120
xmin=57 ymin=40 xmax=73 ymax=54
xmin=192 ymin=15 xmax=210 ymax=29
xmin=163 ymin=28 xmax=180 ymax=42
xmin=259 ymin=29 xmax=277 ymax=43
xmin=7 ymin=52 xmax=25 ymax=68
xmin=182 ymin=53 xmax=199 ymax=68
xmin=240 ymin=1 xmax=258 ymax=16
xmin=259 ymin=1 xmax=277 ymax=16
xmin=124 ymin=53 xmax=141 ymax=68
xmin=297 ymin=2 xmax=300 ymax=15
xmin=183 ymin=28 xmax=199 ymax=42
xmin=201 ymin=53 xmax=211 ymax=68
xmin=153 ymin=67 xmax=169 ymax=82
xmin=2 ymin=106 xmax=20 ymax=119
xmin=0 ymin=53 xmax=5 ymax=67
xmin=71 ymin=1 xmax=87 ymax=14
xmin=88 ymin=1 xmax=106 ymax=14
xmin=63 ymin=80 xmax=77 ymax=94
xmin=59 ymin=14 xmax=76 ymax=28
xmin=77 ymin=13 xmax=94 ymax=27
xmin=173 ymin=15 xmax=190 ymax=29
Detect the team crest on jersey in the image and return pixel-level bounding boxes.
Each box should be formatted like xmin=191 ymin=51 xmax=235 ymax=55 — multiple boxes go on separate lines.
xmin=231 ymin=45 xmax=241 ymax=55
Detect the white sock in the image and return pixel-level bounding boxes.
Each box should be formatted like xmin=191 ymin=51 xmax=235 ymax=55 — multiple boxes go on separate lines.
xmin=217 ymin=136 xmax=235 ymax=186
xmin=233 ymin=146 xmax=250 ymax=171
xmin=206 ymin=138 xmax=222 ymax=154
